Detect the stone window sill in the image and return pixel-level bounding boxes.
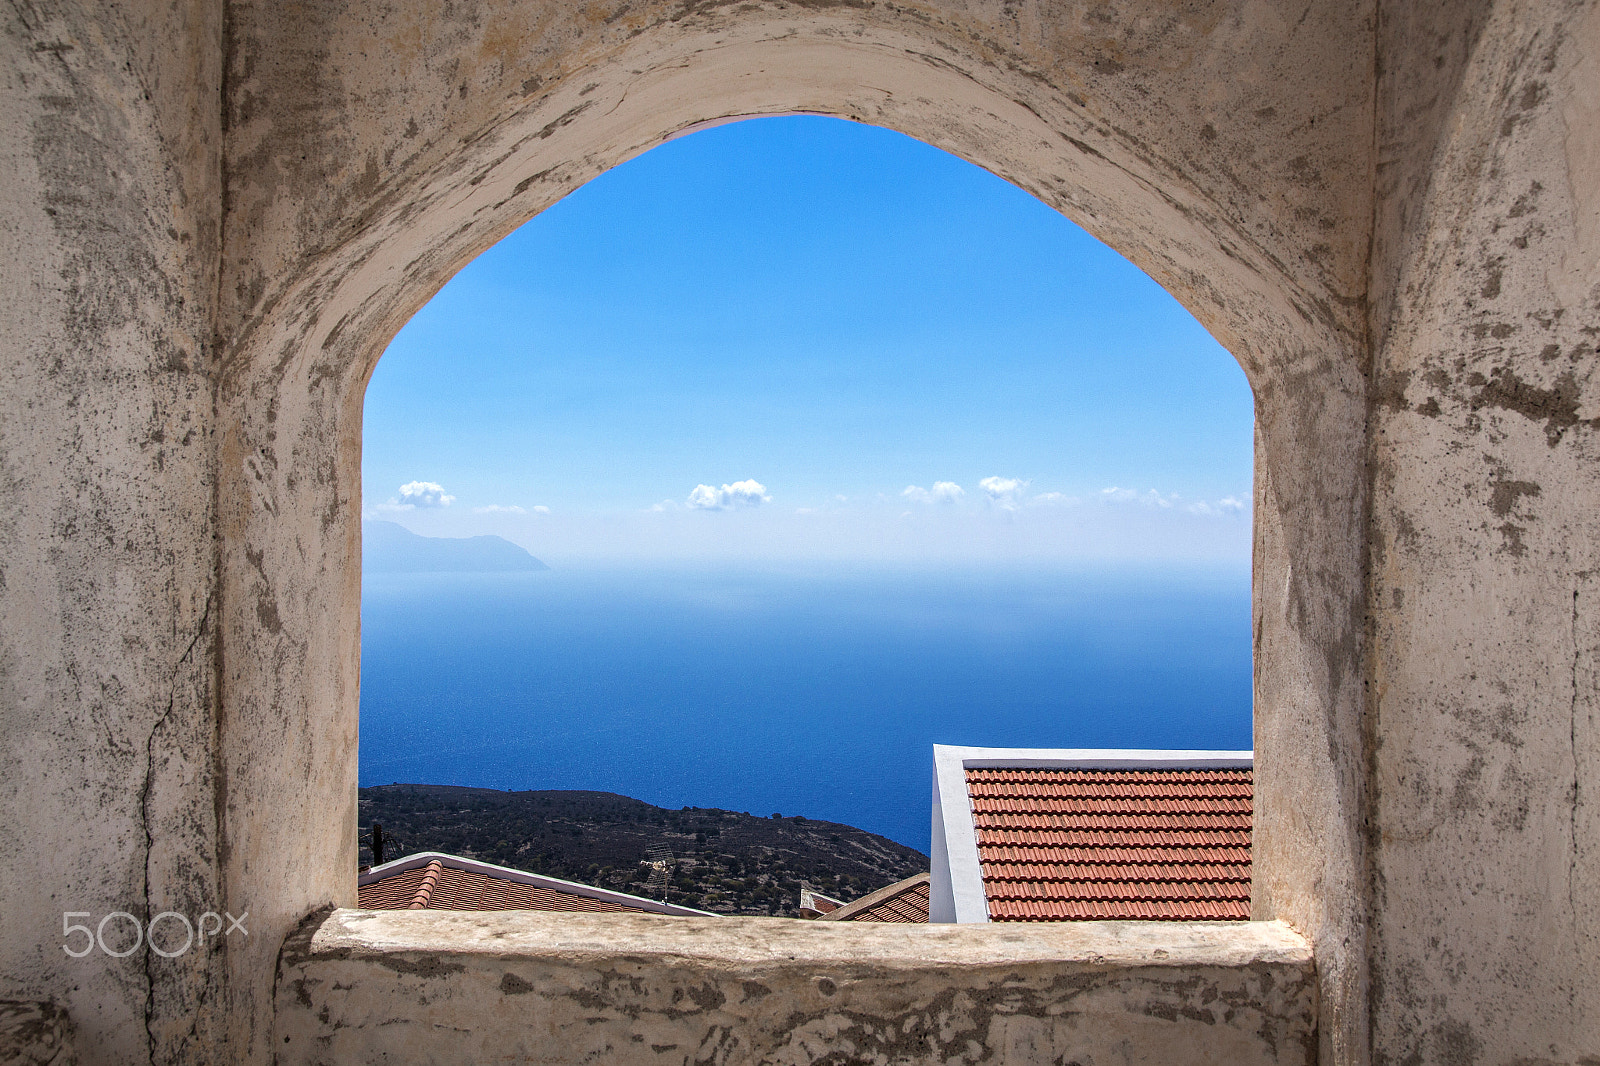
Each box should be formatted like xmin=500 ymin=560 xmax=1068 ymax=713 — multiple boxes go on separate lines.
xmin=277 ymin=910 xmax=1314 ymax=1065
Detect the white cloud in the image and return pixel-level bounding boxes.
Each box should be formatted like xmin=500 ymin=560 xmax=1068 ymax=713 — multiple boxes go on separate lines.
xmin=396 ymin=480 xmax=455 ymax=508
xmin=1187 ymin=496 xmax=1248 ymax=517
xmin=980 ymin=476 xmax=1029 ymax=510
xmin=902 ymin=481 xmax=964 ymax=504
xmin=1101 ymin=486 xmax=1176 ymax=508
xmin=1031 ymin=491 xmax=1079 ymax=506
xmin=472 ymin=504 xmax=527 ymax=514
xmin=532 ymin=505 xmax=551 ymax=514
xmin=686 ymin=479 xmax=771 ymax=511
xmin=1100 ymin=487 xmax=1247 ymax=516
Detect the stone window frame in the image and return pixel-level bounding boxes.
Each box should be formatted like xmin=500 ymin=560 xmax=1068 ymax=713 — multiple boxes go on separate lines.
xmin=218 ymin=28 xmax=1369 ymax=1062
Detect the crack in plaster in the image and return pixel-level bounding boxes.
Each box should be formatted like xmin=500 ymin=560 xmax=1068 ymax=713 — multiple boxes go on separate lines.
xmin=141 ymin=590 xmax=215 ymax=1065
xmin=1571 ymin=587 xmax=1581 ymax=934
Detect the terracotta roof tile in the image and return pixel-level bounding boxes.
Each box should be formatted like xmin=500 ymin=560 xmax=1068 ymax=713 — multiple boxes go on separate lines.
xmin=358 ymin=854 xmax=695 ymax=914
xmin=798 ymin=889 xmax=845 ymax=916
xmin=846 ymin=880 xmax=929 ymax=922
xmin=980 ymin=861 xmax=1249 ymax=883
xmin=966 ymin=766 xmax=1252 ymax=922
xmin=988 ymin=898 xmax=1247 ymax=921
xmin=978 ymin=828 xmax=1251 ymax=848
xmin=820 ymin=873 xmax=931 ymax=923
xmin=979 ymin=844 xmax=1245 ymax=863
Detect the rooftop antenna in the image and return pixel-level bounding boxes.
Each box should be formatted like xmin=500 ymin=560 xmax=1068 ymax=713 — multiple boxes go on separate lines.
xmin=643 ymin=845 xmax=674 ymax=902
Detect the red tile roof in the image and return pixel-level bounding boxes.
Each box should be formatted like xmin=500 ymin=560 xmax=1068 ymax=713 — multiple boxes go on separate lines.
xmin=797 ymin=888 xmax=846 ymax=918
xmin=966 ymin=767 xmax=1251 ymax=922
xmin=357 ymin=853 xmax=716 ymax=916
xmin=820 ymin=873 xmax=930 ymax=923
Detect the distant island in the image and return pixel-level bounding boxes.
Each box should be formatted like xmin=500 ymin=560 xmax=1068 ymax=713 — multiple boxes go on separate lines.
xmin=358 ymin=785 xmax=928 ymax=915
xmin=363 ymin=520 xmax=549 ymax=573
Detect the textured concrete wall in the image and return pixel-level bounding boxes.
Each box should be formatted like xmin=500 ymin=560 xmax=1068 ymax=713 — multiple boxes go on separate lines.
xmin=1366 ymin=1 xmax=1600 ymax=1061
xmin=0 ymin=3 xmax=225 ymax=1065
xmin=276 ymin=911 xmax=1316 ymax=1066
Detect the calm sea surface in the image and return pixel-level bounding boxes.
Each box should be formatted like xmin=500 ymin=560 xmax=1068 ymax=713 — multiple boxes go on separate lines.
xmin=359 ymin=564 xmax=1252 ymax=852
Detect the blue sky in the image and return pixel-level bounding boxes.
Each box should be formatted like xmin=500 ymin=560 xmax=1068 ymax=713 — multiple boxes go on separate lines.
xmin=363 ymin=115 xmax=1254 ymax=565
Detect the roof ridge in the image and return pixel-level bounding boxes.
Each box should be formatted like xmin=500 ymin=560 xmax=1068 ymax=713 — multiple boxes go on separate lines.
xmin=407 ymin=859 xmax=444 ymax=909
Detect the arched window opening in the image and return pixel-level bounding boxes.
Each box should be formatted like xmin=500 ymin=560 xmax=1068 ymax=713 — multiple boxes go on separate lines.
xmin=355 ymin=116 xmax=1254 ymax=920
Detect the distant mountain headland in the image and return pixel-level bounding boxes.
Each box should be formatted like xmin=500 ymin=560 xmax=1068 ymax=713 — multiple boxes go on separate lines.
xmin=363 ymin=520 xmax=549 ymax=573
xmin=358 ymin=784 xmax=928 ymax=915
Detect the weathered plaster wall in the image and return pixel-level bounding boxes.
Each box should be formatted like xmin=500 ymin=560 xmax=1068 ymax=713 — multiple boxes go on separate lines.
xmin=276 ymin=911 xmax=1316 ymax=1066
xmin=1366 ymin=1 xmax=1600 ymax=1061
xmin=0 ymin=3 xmax=224 ymax=1065
xmin=214 ymin=1 xmax=1375 ymax=1060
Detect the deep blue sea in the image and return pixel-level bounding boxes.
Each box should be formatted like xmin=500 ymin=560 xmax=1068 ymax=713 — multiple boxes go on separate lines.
xmin=359 ymin=564 xmax=1252 ymax=853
